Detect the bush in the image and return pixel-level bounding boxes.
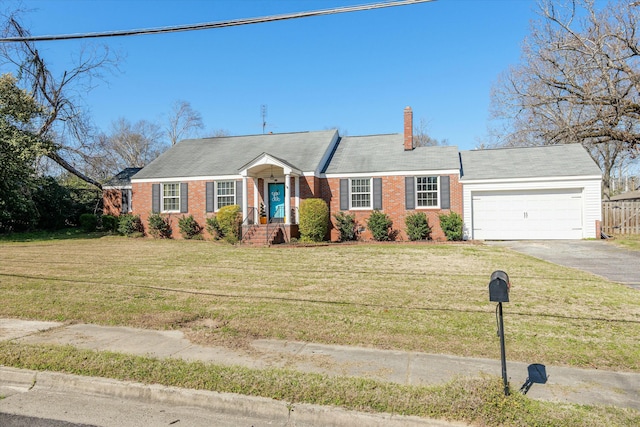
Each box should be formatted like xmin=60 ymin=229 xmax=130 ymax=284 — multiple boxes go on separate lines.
xmin=118 ymin=214 xmax=143 ymax=237
xmin=366 ymin=210 xmax=393 ymax=241
xmin=148 ymin=213 xmax=172 ymax=239
xmin=439 ymin=212 xmax=463 ymax=241
xmin=209 ymin=205 xmax=241 ymax=243
xmin=205 ymin=216 xmax=222 ymax=240
xmin=334 ymin=211 xmax=357 ymax=242
xmin=405 ymin=212 xmax=431 ymax=241
xmin=299 ymin=198 xmax=329 ymax=242
xmin=79 ymin=213 xmax=98 ymax=232
xmin=178 ymin=215 xmax=202 ymax=240
xmin=101 ymin=215 xmax=118 ymax=232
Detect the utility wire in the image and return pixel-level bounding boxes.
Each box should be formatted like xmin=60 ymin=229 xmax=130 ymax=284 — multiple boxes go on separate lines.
xmin=0 ymin=0 xmax=435 ymax=43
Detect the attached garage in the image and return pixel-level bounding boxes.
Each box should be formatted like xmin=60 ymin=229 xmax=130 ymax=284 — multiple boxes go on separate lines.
xmin=460 ymin=145 xmax=602 ymax=240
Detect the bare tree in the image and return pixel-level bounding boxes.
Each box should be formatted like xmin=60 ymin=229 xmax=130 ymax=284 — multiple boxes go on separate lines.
xmin=166 ymin=100 xmax=204 ymax=145
xmin=88 ymin=118 xmax=167 ymax=180
xmin=0 ymin=10 xmax=119 ymax=189
xmin=413 ymin=117 xmax=449 ymax=147
xmin=490 ymin=0 xmax=640 ymax=199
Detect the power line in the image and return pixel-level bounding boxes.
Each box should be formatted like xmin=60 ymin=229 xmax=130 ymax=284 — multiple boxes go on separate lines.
xmin=0 ymin=0 xmax=435 ymax=43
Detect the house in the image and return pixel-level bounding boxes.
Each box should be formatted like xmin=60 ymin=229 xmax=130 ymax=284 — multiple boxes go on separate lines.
xmin=105 ymin=107 xmax=603 ymax=241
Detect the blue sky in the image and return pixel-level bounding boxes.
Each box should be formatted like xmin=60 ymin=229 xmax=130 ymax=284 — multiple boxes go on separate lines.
xmin=6 ymin=0 xmax=542 ymax=150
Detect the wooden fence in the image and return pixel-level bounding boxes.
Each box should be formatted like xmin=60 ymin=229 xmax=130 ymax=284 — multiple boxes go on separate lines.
xmin=602 ymin=201 xmax=640 ymax=235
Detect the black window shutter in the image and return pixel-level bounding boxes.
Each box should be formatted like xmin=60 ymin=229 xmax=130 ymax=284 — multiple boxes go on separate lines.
xmin=180 ymin=182 xmax=188 ymax=213
xmin=339 ymin=179 xmax=349 ymax=210
xmin=440 ymin=176 xmax=450 ymax=209
xmin=235 ymin=180 xmax=243 ymax=209
xmin=405 ymin=177 xmax=415 ymax=210
xmin=373 ymin=178 xmax=382 ymax=210
xmin=120 ymin=190 xmax=127 ymax=214
xmin=152 ymin=184 xmax=160 ymax=213
xmin=204 ymin=182 xmax=214 ymax=212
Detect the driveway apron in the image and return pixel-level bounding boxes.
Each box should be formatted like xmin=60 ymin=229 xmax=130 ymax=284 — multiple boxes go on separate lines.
xmin=487 ymin=240 xmax=640 ymax=290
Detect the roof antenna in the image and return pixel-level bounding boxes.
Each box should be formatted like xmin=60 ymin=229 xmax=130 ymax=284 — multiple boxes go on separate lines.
xmin=261 ymin=104 xmax=267 ymax=134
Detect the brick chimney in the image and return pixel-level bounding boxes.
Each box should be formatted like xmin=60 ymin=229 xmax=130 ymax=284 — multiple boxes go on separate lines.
xmin=404 ymin=106 xmax=413 ymax=151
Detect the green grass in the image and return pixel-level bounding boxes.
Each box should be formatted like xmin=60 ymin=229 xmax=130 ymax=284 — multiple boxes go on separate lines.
xmin=1 ymin=235 xmax=639 ymax=370
xmin=1 ymin=342 xmax=638 ymax=427
xmin=610 ymin=234 xmax=640 ymax=251
xmin=1 ymin=233 xmax=640 ymax=424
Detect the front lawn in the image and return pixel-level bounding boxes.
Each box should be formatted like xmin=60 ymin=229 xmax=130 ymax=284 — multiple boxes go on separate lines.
xmin=1 ymin=236 xmax=638 ymax=372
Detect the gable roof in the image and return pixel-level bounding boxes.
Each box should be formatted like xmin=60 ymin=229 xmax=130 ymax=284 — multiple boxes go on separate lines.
xmin=103 ymin=167 xmax=142 ymax=188
xmin=460 ymin=144 xmax=602 ymax=181
xmin=133 ymin=130 xmax=338 ymax=180
xmin=324 ymin=134 xmax=461 ymax=174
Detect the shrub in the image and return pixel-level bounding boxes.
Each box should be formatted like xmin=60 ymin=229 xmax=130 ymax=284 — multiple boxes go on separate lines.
xmin=211 ymin=205 xmax=241 ymax=243
xmin=178 ymin=215 xmax=202 ymax=240
xmin=439 ymin=212 xmax=463 ymax=241
xmin=100 ymin=215 xmax=118 ymax=232
xmin=205 ymin=216 xmax=222 ymax=240
xmin=405 ymin=212 xmax=431 ymax=241
xmin=148 ymin=213 xmax=172 ymax=239
xmin=366 ymin=210 xmax=393 ymax=241
xmin=334 ymin=211 xmax=357 ymax=242
xmin=299 ymin=198 xmax=329 ymax=242
xmin=79 ymin=213 xmax=98 ymax=232
xmin=118 ymin=214 xmax=143 ymax=237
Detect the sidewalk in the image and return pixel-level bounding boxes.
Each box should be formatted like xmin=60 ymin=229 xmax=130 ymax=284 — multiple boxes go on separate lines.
xmin=1 ymin=318 xmax=639 ymax=419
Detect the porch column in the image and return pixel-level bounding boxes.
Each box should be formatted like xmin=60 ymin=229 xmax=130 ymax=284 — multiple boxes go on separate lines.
xmin=294 ymin=176 xmax=300 ymax=224
xmin=285 ymin=173 xmax=291 ymax=225
xmin=242 ymin=176 xmax=248 ymax=221
xmin=253 ymin=178 xmax=259 ymax=218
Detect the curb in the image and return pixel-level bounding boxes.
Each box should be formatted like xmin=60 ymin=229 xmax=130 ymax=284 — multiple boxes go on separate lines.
xmin=0 ymin=367 xmax=465 ymax=427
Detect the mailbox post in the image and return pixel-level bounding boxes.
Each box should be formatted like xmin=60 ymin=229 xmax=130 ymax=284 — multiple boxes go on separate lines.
xmin=489 ymin=270 xmax=510 ymax=396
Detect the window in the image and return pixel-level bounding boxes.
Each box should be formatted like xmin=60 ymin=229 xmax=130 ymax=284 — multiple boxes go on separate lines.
xmin=162 ymin=183 xmax=180 ymax=212
xmin=416 ymin=176 xmax=438 ymax=207
xmin=216 ymin=181 xmax=235 ymax=209
xmin=351 ymin=178 xmax=371 ymax=209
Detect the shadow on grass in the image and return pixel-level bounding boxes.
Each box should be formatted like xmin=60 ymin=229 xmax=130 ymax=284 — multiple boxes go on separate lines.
xmin=0 ymin=228 xmax=114 ymax=242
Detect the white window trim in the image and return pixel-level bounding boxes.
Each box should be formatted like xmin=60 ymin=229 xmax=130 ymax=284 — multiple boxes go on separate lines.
xmin=215 ymin=180 xmax=236 ymax=212
xmin=416 ymin=176 xmax=440 ymax=209
xmin=350 ymin=177 xmax=372 ymax=210
xmin=161 ymin=183 xmax=181 ymax=213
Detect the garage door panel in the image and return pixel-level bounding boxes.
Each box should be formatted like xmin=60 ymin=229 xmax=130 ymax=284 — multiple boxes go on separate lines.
xmin=472 ymin=189 xmax=583 ymax=240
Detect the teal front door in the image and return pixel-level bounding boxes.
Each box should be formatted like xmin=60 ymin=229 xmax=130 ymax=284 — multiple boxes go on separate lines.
xmin=268 ymin=183 xmax=285 ymax=222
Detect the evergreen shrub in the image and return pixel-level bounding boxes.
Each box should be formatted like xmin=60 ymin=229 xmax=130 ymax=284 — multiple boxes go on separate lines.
xmin=439 ymin=212 xmax=463 ymax=241
xmin=79 ymin=213 xmax=98 ymax=232
xmin=148 ymin=213 xmax=172 ymax=239
xmin=366 ymin=210 xmax=392 ymax=241
xmin=178 ymin=215 xmax=202 ymax=239
xmin=405 ymin=212 xmax=431 ymax=241
xmin=334 ymin=211 xmax=357 ymax=242
xmin=118 ymin=214 xmax=143 ymax=237
xmin=299 ymin=198 xmax=329 ymax=242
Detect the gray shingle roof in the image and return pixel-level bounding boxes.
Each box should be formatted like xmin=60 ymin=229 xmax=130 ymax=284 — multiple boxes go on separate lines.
xmin=324 ymin=134 xmax=461 ymax=174
xmin=103 ymin=167 xmax=142 ymax=187
xmin=460 ymin=144 xmax=602 ymax=181
xmin=133 ymin=130 xmax=338 ymax=180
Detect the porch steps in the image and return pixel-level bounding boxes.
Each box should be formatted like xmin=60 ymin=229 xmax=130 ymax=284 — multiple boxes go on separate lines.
xmin=242 ymin=225 xmax=284 ymax=246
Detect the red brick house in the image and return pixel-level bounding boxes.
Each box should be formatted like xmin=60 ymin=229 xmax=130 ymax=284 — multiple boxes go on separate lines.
xmin=106 ymin=107 xmax=602 ymax=242
xmin=109 ymin=107 xmax=462 ymax=242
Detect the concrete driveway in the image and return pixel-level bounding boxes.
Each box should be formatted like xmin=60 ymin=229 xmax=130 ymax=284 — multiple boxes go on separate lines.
xmin=486 ymin=240 xmax=640 ymax=290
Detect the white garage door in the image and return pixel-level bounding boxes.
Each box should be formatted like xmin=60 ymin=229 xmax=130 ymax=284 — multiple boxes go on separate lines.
xmin=472 ymin=189 xmax=583 ymax=240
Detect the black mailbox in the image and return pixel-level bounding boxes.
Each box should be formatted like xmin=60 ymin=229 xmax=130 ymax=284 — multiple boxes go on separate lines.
xmin=489 ymin=270 xmax=510 ymax=303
